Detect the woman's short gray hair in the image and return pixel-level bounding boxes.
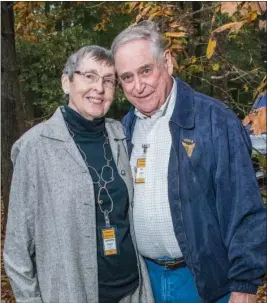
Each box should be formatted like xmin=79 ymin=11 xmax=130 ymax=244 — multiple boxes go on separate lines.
xmin=63 ymin=45 xmax=114 ymax=80
xmin=111 ymin=21 xmax=166 ymax=62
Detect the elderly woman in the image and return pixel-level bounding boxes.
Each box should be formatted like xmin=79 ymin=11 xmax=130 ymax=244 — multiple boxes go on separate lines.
xmin=4 ymin=46 xmax=153 ymax=303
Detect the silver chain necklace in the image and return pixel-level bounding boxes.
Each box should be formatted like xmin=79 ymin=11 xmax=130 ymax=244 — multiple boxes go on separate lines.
xmin=65 ymin=121 xmax=115 ymax=226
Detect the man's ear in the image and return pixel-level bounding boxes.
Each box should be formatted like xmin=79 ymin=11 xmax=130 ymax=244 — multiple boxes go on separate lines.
xmin=163 ymin=49 xmax=173 ymax=76
xmin=61 ymin=74 xmax=70 ymax=94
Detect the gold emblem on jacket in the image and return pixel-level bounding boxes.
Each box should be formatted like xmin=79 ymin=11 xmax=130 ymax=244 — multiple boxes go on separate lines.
xmin=182 ymin=139 xmax=195 ymax=157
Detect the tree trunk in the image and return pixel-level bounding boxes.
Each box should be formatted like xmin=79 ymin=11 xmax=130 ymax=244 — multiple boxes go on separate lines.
xmin=1 ymin=1 xmax=26 ymax=225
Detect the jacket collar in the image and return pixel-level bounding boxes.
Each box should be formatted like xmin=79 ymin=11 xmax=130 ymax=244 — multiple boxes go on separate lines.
xmin=170 ymin=77 xmax=195 ymax=129
xmin=41 ymin=107 xmax=70 ymax=141
xmin=124 ymin=77 xmax=195 ymax=135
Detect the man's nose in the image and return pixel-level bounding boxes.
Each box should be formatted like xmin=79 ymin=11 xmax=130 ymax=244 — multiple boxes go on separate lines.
xmin=133 ymin=76 xmax=144 ymax=94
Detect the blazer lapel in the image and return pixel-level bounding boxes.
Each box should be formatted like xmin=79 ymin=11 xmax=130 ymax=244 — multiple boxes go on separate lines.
xmin=41 ymin=107 xmax=88 ymax=172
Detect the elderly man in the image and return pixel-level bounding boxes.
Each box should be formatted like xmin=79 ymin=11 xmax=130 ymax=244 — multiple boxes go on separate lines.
xmin=111 ymin=21 xmax=266 ymax=303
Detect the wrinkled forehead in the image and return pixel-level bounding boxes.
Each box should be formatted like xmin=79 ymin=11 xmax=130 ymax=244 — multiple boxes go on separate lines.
xmin=78 ymin=55 xmax=115 ymax=75
xmin=114 ymin=40 xmax=155 ymax=74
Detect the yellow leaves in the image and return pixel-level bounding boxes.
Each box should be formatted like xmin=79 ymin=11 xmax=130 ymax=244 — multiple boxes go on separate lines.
xmin=206 ymin=38 xmax=217 ymax=59
xmin=148 ymin=10 xmax=162 ymax=20
xmin=169 ymin=22 xmax=180 ymax=29
xmin=94 ymin=15 xmax=110 ymax=31
xmin=190 ymin=56 xmax=197 ymax=64
xmin=93 ymin=23 xmax=106 ymax=31
xmin=212 ymin=21 xmax=246 ymax=34
xmin=135 ymin=3 xmax=153 ymax=22
xmin=212 ymin=63 xmax=220 ymax=71
xmin=147 ymin=6 xmax=161 ymax=19
xmin=207 ymin=1 xmax=265 ymax=59
xmin=163 ymin=8 xmax=174 ymax=16
xmin=253 ymin=76 xmax=267 ymax=99
xmin=126 ymin=2 xmax=140 ymax=13
xmin=243 ymin=84 xmax=249 ymax=93
xmin=16 ymin=22 xmax=22 ymax=31
xmin=246 ymin=11 xmax=258 ymax=22
xmin=141 ymin=5 xmax=152 ymax=17
xmin=13 ymin=2 xmax=28 ymax=11
xmin=168 ymin=39 xmax=184 ymax=53
xmin=240 ymin=2 xmax=266 ymax=17
xmin=165 ymin=32 xmax=186 ymax=38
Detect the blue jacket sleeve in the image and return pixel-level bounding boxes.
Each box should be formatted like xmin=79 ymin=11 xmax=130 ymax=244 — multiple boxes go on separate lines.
xmin=214 ymin=109 xmax=266 ymax=294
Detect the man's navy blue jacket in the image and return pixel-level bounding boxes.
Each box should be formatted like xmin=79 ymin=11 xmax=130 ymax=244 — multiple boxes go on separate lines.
xmin=122 ymin=78 xmax=266 ymax=303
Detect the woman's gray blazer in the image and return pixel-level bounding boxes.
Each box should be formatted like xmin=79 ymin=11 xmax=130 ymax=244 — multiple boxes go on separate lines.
xmin=4 ymin=107 xmax=154 ymax=303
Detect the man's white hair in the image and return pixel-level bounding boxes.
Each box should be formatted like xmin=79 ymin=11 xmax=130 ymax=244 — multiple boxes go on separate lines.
xmin=111 ymin=21 xmax=166 ymax=63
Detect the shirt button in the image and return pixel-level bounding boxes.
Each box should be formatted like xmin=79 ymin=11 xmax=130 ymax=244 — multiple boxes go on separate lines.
xmin=121 ymin=170 xmax=126 ymax=175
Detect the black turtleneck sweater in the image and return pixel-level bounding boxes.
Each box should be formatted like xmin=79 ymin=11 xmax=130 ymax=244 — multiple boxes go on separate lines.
xmin=61 ymin=105 xmax=139 ymax=303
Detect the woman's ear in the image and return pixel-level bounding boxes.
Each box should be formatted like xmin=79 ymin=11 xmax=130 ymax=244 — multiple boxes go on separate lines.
xmin=163 ymin=49 xmax=173 ymax=76
xmin=61 ymin=74 xmax=70 ymax=95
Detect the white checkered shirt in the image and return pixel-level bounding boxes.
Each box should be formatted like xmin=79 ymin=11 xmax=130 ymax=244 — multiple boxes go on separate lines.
xmin=130 ymin=79 xmax=183 ymax=259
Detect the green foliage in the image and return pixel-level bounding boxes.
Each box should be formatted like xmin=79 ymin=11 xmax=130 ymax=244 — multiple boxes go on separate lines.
xmin=15 ymin=2 xmax=132 ymax=119
xmin=14 ymin=1 xmax=266 ymax=121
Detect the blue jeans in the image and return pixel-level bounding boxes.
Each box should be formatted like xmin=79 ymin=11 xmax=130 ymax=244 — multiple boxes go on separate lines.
xmin=145 ymin=258 xmax=230 ymax=303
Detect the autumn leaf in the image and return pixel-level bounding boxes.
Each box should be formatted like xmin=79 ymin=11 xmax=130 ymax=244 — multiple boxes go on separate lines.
xmin=243 ymin=84 xmax=249 ymax=92
xmin=243 ymin=107 xmax=267 ymax=135
xmin=165 ymin=32 xmax=186 ymax=38
xmin=212 ymin=21 xmax=246 ymax=34
xmin=212 ymin=63 xmax=220 ymax=71
xmin=190 ymin=56 xmax=197 ymax=64
xmin=220 ymin=2 xmax=239 ymax=17
xmin=257 ymin=1 xmax=267 ymax=13
xmin=163 ymin=9 xmax=174 ymax=16
xmin=135 ymin=13 xmax=143 ymax=23
xmin=240 ymin=2 xmax=266 ymax=17
xmin=259 ymin=20 xmax=267 ymax=31
xmin=147 ymin=6 xmax=160 ymax=17
xmin=13 ymin=2 xmax=27 ymax=11
xmin=16 ymin=22 xmax=22 ymax=31
xmin=206 ymin=38 xmax=217 ymax=59
xmin=140 ymin=5 xmax=152 ymax=17
xmin=171 ymin=44 xmax=183 ymax=50
xmin=127 ymin=2 xmax=140 ymax=13
xmin=148 ymin=11 xmax=163 ymax=20
xmin=247 ymin=11 xmax=258 ymax=22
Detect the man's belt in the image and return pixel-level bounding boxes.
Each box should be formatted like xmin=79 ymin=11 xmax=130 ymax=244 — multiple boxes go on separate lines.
xmin=144 ymin=257 xmax=186 ymax=270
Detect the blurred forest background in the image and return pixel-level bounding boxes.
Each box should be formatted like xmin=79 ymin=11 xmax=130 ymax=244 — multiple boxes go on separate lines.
xmin=1 ymin=1 xmax=267 ymax=302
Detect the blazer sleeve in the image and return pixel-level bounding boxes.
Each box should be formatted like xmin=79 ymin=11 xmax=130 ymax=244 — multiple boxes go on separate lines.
xmin=214 ymin=109 xmax=266 ymax=294
xmin=4 ymin=141 xmax=43 ymax=303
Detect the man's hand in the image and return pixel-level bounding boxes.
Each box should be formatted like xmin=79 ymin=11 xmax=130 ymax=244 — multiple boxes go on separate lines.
xmin=229 ymin=292 xmax=257 ymax=303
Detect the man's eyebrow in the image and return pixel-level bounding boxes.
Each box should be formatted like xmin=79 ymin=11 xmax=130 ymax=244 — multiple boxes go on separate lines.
xmin=83 ymin=69 xmax=115 ymax=78
xmin=137 ymin=64 xmax=153 ymax=72
xmin=119 ymin=71 xmax=133 ymax=78
xmin=119 ymin=64 xmax=153 ymax=78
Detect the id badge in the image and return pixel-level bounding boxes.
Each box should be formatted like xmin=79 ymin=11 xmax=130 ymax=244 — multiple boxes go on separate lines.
xmin=135 ymin=158 xmax=146 ymax=183
xmin=101 ymin=226 xmax=118 ymax=256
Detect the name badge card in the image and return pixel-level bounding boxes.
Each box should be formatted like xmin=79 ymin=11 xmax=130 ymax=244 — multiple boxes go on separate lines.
xmin=135 ymin=158 xmax=146 ymax=183
xmin=101 ymin=227 xmax=118 ymax=256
